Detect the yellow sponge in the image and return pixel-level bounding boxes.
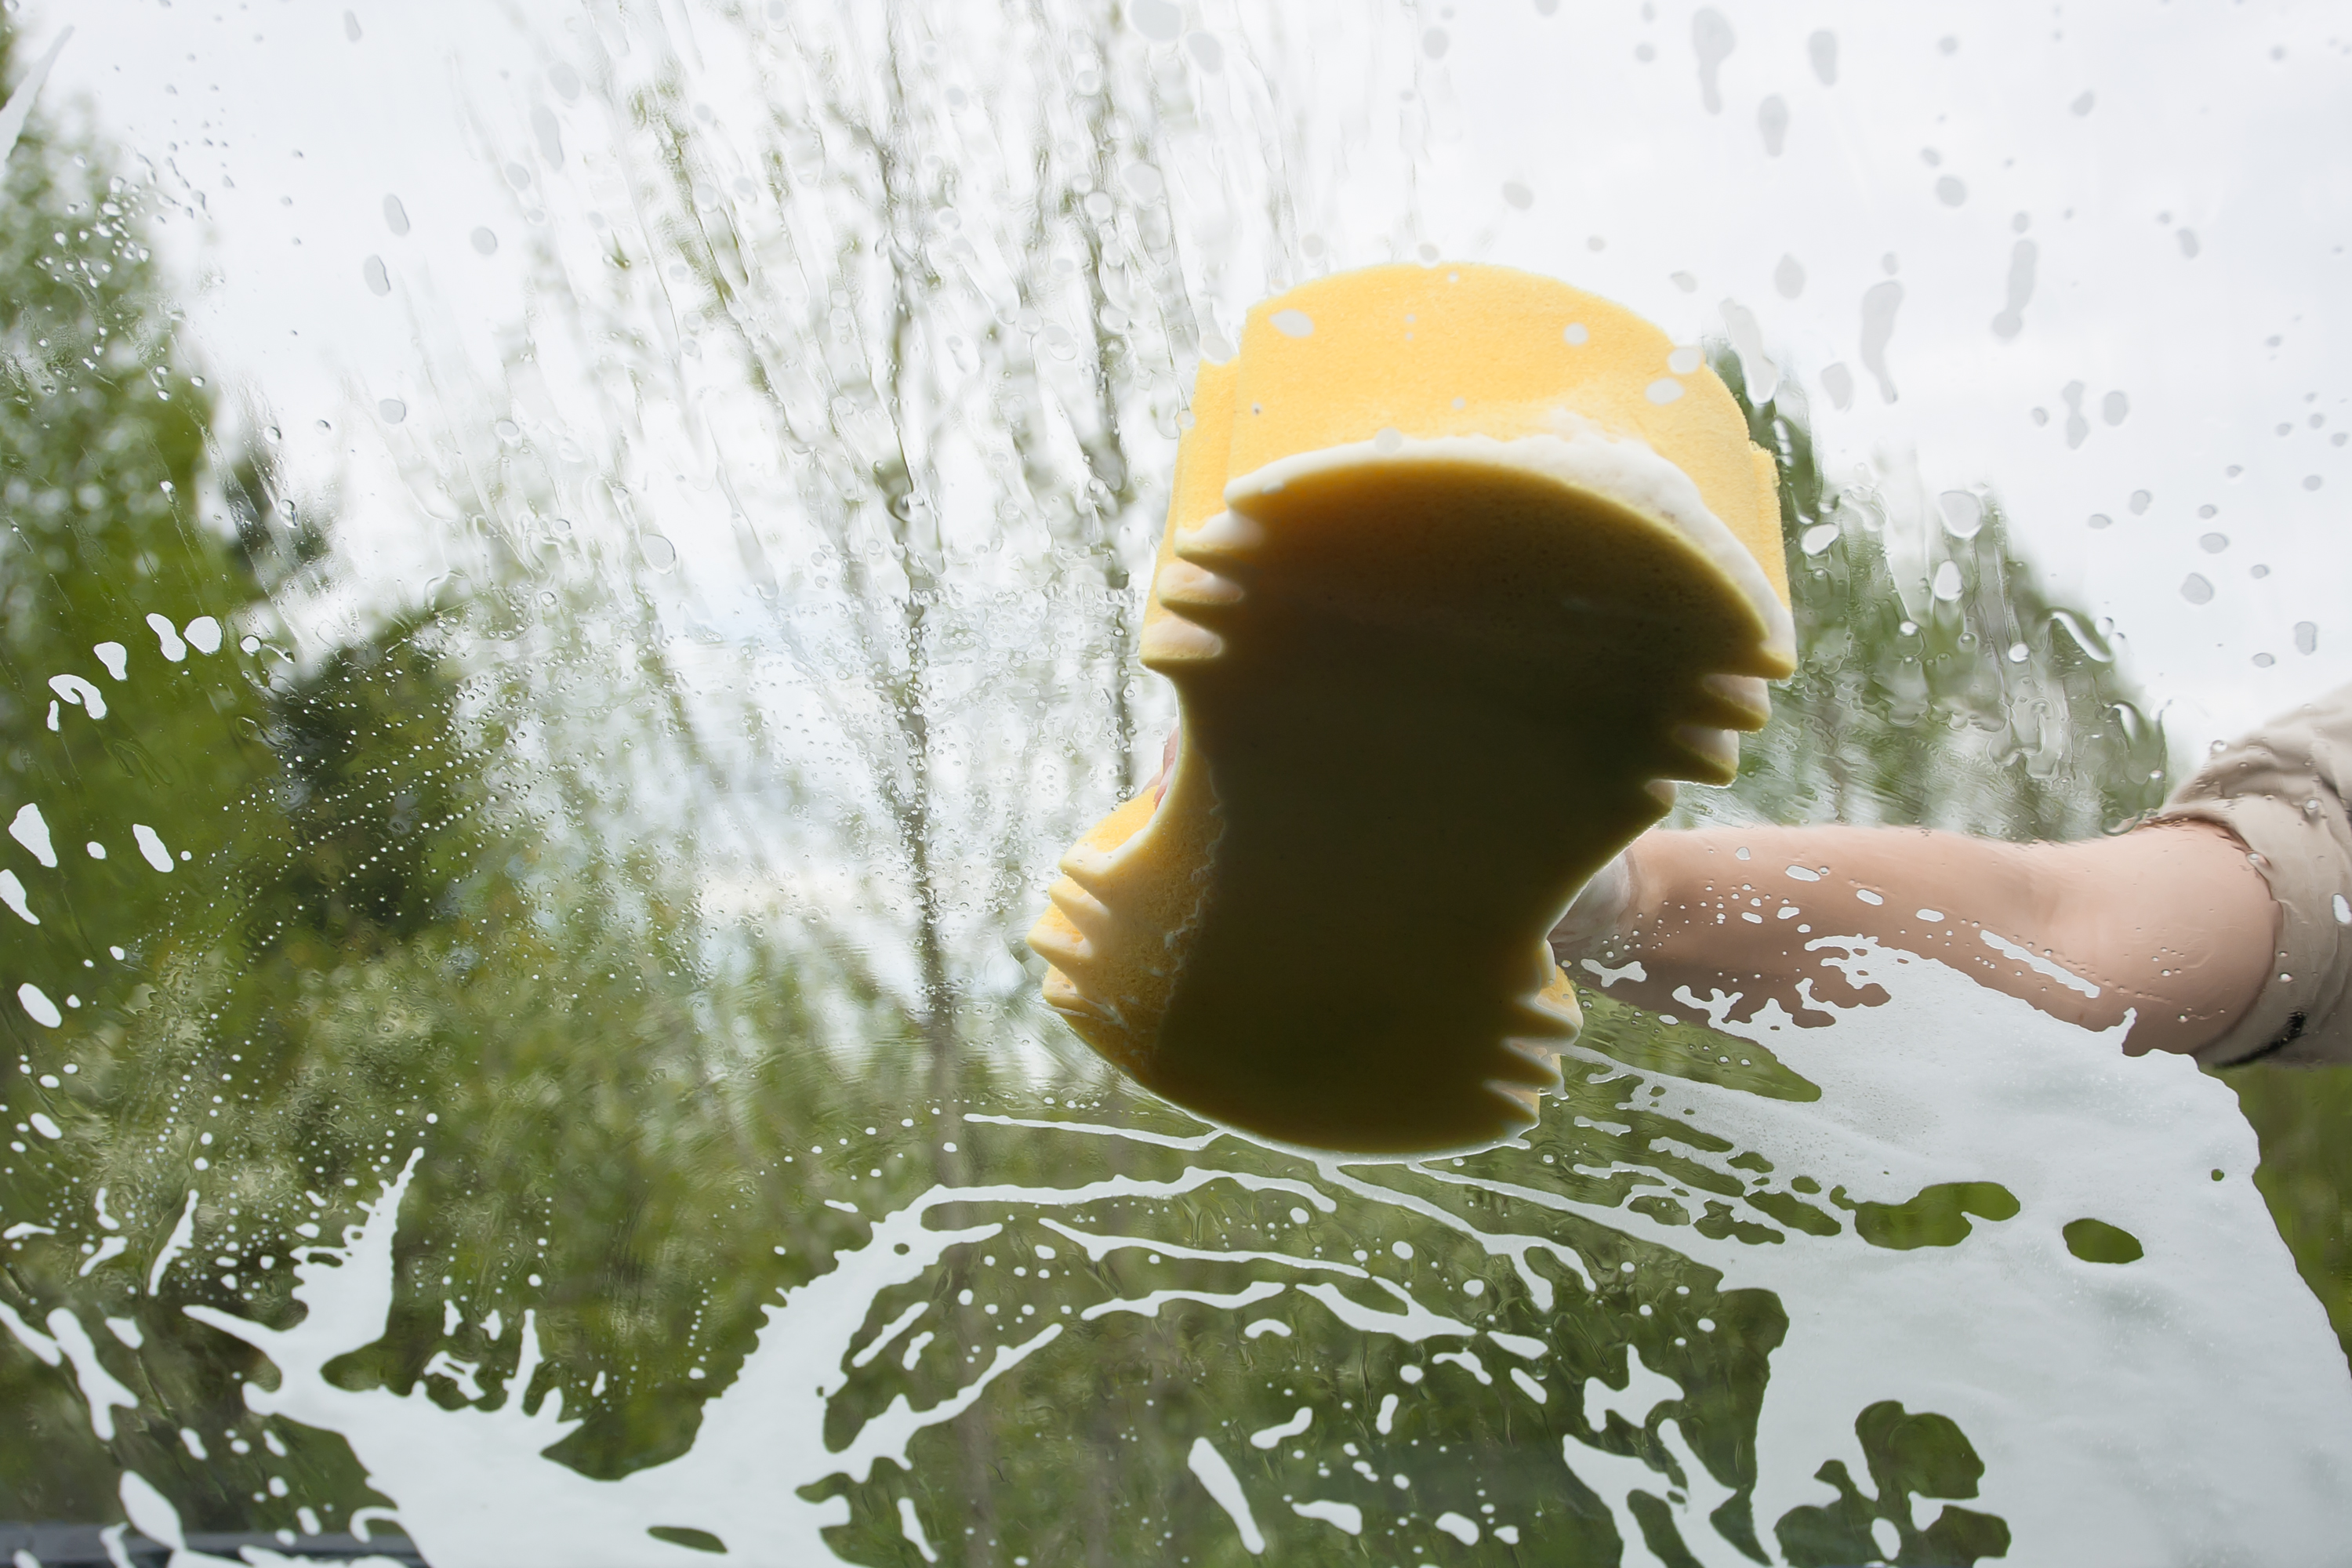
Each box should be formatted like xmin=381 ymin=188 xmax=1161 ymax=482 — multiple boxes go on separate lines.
xmin=1028 ymin=262 xmax=1793 ymax=1154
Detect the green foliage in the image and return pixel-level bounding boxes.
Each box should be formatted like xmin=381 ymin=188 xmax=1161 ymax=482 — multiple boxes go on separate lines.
xmin=2060 ymin=1217 xmax=2145 ymax=1265
xmin=1774 ymin=1401 xmax=2011 ymax=1567
xmin=0 ymin=7 xmax=2343 ymax=1555
xmin=1715 ymin=354 xmax=2169 ymax=843
xmin=2227 ymin=1066 xmax=2352 ymax=1353
xmin=1846 ymin=1183 xmax=2021 ymax=1253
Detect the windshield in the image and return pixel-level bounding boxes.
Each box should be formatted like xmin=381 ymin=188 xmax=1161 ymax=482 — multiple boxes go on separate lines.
xmin=3 ymin=3 xmax=2347 ymax=1563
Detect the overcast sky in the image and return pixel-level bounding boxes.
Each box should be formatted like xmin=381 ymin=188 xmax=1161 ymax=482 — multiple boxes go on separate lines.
xmin=20 ymin=0 xmax=2352 ymax=762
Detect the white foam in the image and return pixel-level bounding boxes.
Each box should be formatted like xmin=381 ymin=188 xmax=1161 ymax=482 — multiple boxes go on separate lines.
xmin=149 ymin=1190 xmax=198 ymax=1294
xmin=19 ymin=985 xmax=61 ymax=1029
xmin=48 ymin=673 xmax=107 ymax=721
xmin=895 ymin=1497 xmax=938 ymax=1563
xmin=1290 ymin=1498 xmax=1363 ymax=1534
xmin=0 ymin=869 xmax=36 ymax=925
xmin=1979 ymin=925 xmax=2101 ymax=997
xmin=1434 ymin=1509 xmax=1480 ymax=1543
xmin=45 ymin=1308 xmax=140 ymax=1440
xmin=132 ymin=823 xmax=175 ymax=873
xmin=2 ymin=944 xmax=2335 ymax=1563
xmin=1185 ymin=1438 xmax=1265 ymax=1554
xmin=1248 ymin=1406 xmax=1312 ymax=1449
xmin=145 ymin=613 xmax=188 ymax=662
xmin=9 ymin=803 xmax=56 ymax=868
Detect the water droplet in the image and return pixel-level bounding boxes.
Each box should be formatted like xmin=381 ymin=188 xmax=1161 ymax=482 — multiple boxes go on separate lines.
xmin=548 ymin=61 xmax=582 ymax=101
xmin=1774 ymin=253 xmax=1806 ymax=299
xmin=1809 ymin=29 xmax=1838 ymax=85
xmin=532 ymin=106 xmax=564 ymax=167
xmin=1936 ymin=175 xmax=1968 ymax=206
xmin=1667 ymin=346 xmax=1703 ymax=374
xmin=1374 ymin=428 xmax=1404 ymax=455
xmin=1121 ymin=162 xmax=1164 ymax=201
xmin=1758 ymin=95 xmax=1789 ymax=156
xmin=1938 ymin=490 xmax=1984 ymax=539
xmin=2305 ymin=474 xmax=2325 ymax=491
xmin=1422 ymin=27 xmax=1450 ymax=59
xmin=343 ymin=9 xmax=361 ymax=41
xmin=2199 ymin=532 xmax=2229 ymax=553
xmin=1645 ymin=378 xmax=1684 ymax=405
xmin=2296 ymin=621 xmax=2319 ymax=655
xmin=1932 ymin=561 xmax=1963 ymax=601
xmin=1563 ymin=322 xmax=1589 ymax=346
xmin=640 ymin=534 xmax=678 ymax=572
xmin=1501 ymin=180 xmax=1533 ymax=209
xmin=1860 ymin=281 xmax=1904 ymax=402
xmin=2087 ymin=513 xmax=2111 ymax=529
xmin=2062 ymin=381 xmax=2089 ymax=448
xmin=382 ymin=194 xmax=409 ymax=236
xmin=2071 ymin=89 xmax=2096 ymax=114
xmin=2180 ymin=572 xmax=2215 ymax=605
xmin=1691 ymin=9 xmax=1736 ymax=114
xmin=1992 ymin=239 xmax=2038 ymax=340
xmin=1185 ymin=31 xmax=1225 ymax=70
xmin=362 ymin=256 xmax=390 ymax=296
xmin=2129 ymin=489 xmax=2152 ymax=515
xmin=471 ymin=227 xmax=499 ymax=256
xmin=1269 ymin=308 xmax=1314 ymax=338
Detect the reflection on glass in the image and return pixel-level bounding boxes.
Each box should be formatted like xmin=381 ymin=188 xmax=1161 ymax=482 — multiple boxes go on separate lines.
xmin=2 ymin=3 xmax=2348 ymax=1564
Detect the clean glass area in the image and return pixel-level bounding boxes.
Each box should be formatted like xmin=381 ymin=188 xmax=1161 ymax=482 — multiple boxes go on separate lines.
xmin=4 ymin=1 xmax=2348 ymax=1563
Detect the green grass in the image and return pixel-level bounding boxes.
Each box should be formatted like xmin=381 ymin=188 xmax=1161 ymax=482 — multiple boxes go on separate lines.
xmin=2225 ymin=1063 xmax=2352 ymax=1368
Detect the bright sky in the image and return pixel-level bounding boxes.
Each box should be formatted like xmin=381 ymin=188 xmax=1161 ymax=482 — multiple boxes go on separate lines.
xmin=20 ymin=0 xmax=2351 ymax=764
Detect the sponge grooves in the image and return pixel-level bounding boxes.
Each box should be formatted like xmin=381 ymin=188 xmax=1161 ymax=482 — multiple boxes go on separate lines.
xmin=1030 ymin=437 xmax=1788 ymax=1154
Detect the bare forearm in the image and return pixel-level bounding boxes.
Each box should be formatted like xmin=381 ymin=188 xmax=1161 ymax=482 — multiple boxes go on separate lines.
xmin=1559 ymin=822 xmax=2276 ymax=1056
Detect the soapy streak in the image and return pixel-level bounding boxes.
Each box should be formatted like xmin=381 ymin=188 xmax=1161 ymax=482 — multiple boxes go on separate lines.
xmin=848 ymin=1300 xmax=928 ymax=1368
xmin=1186 ymin=1437 xmax=1266 ymax=1554
xmin=964 ymin=1112 xmax=1227 ymax=1152
xmin=1314 ymin=1160 xmax=1598 ymax=1300
xmin=156 ymin=1149 xmax=1477 ymax=1566
xmin=1038 ymin=1216 xmax=1367 ymax=1275
xmin=1977 ymin=927 xmax=2100 ymax=998
xmin=1001 ymin=1119 xmax=1635 ymax=1308
xmin=1083 ymin=1282 xmax=1287 ymax=1321
xmin=31 ymin=950 xmax=2323 ymax=1560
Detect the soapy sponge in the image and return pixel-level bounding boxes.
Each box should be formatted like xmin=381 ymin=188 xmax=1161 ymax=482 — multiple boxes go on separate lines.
xmin=1027 ymin=262 xmax=1794 ymax=1154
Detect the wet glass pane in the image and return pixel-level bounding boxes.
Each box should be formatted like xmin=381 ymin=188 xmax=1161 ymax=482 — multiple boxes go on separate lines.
xmin=3 ymin=2 xmax=2348 ymax=1564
